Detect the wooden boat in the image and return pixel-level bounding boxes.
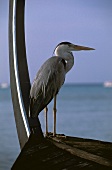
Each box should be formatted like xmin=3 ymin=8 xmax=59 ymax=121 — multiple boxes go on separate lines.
xmin=11 ymin=133 xmax=112 ymax=169
xmin=9 ymin=0 xmax=112 ymax=169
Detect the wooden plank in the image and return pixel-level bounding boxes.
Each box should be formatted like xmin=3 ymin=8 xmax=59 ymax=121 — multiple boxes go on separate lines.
xmin=48 ymin=137 xmax=112 ymax=167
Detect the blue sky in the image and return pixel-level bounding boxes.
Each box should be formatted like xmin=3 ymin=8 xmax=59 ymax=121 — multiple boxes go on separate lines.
xmin=0 ymin=0 xmax=112 ymax=84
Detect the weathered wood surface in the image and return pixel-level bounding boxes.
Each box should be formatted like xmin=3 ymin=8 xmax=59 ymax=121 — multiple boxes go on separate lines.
xmin=12 ymin=134 xmax=112 ymax=170
xmin=49 ymin=134 xmax=112 ymax=167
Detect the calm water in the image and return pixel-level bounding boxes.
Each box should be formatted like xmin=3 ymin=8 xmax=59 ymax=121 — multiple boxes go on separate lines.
xmin=0 ymin=84 xmax=112 ymax=169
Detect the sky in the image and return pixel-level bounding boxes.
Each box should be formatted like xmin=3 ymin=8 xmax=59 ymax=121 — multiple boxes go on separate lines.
xmin=0 ymin=0 xmax=112 ymax=84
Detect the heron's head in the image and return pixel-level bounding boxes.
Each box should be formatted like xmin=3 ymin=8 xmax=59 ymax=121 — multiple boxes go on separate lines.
xmin=54 ymin=42 xmax=95 ymax=56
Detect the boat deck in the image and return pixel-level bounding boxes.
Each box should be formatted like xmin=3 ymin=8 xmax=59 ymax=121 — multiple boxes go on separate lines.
xmin=12 ymin=133 xmax=112 ymax=170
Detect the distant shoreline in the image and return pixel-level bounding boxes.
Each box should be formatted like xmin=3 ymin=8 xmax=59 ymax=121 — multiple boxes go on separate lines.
xmin=64 ymin=83 xmax=103 ymax=86
xmin=1 ymin=82 xmax=111 ymax=88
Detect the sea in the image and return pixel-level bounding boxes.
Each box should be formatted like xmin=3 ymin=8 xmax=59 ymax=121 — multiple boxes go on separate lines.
xmin=0 ymin=84 xmax=112 ymax=169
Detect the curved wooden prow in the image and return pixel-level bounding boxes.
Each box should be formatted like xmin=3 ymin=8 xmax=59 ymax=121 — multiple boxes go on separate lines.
xmin=9 ymin=0 xmax=31 ymax=149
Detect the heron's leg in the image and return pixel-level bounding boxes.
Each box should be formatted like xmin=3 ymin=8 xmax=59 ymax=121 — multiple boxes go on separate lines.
xmin=44 ymin=106 xmax=48 ymax=137
xmin=53 ymin=96 xmax=57 ymax=136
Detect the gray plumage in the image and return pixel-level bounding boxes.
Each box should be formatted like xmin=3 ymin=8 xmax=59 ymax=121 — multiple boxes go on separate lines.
xmin=30 ymin=56 xmax=66 ymax=117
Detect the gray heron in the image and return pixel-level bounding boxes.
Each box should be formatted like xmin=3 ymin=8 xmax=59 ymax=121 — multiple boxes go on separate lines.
xmin=29 ymin=42 xmax=94 ymax=137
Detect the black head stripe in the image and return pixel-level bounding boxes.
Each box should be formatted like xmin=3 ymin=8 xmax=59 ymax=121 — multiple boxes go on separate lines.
xmin=57 ymin=42 xmax=72 ymax=46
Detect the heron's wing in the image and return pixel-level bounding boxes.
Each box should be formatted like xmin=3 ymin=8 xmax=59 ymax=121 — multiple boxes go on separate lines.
xmin=30 ymin=57 xmax=66 ymax=117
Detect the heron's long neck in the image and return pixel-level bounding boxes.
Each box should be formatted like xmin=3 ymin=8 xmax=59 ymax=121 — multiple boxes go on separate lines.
xmin=56 ymin=50 xmax=74 ymax=73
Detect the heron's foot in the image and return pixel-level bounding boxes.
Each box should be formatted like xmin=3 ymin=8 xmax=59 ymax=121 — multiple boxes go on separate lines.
xmin=46 ymin=132 xmax=66 ymax=138
xmin=44 ymin=132 xmax=53 ymax=137
xmin=56 ymin=134 xmax=67 ymax=139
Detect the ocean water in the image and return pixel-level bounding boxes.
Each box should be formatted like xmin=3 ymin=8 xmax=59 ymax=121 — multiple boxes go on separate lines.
xmin=0 ymin=84 xmax=112 ymax=169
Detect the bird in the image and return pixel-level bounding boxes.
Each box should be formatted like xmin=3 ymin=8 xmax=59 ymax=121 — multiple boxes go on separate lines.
xmin=29 ymin=42 xmax=95 ymax=137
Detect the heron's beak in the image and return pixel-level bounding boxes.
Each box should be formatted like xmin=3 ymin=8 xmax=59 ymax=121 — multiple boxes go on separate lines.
xmin=71 ymin=44 xmax=95 ymax=51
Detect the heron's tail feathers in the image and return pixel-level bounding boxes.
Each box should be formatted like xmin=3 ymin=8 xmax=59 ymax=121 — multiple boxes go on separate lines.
xmin=29 ymin=99 xmax=44 ymax=138
xmin=29 ymin=98 xmax=39 ymax=118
